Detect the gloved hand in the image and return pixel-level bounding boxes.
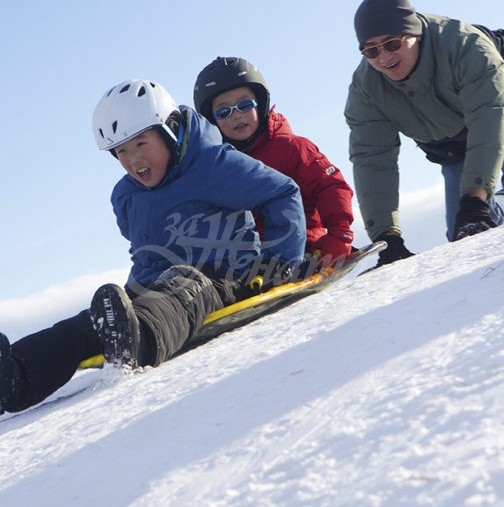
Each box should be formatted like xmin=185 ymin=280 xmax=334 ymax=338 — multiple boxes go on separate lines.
xmin=454 ymin=195 xmax=497 ymax=241
xmin=376 ymin=233 xmax=415 ymax=267
xmin=310 ymin=233 xmax=352 ymax=267
xmin=246 ymin=257 xmax=293 ymax=293
xmin=290 ymin=252 xmax=323 ymax=281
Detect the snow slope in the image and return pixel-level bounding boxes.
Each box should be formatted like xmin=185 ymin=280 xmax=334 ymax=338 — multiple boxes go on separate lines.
xmin=2 ymin=228 xmax=504 ymax=507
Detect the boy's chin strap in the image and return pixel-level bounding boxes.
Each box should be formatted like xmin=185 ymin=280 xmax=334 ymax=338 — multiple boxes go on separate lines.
xmin=164 ymin=117 xmax=185 ymax=166
xmin=161 ymin=122 xmax=179 ymax=144
xmin=173 ymin=120 xmax=185 ymax=164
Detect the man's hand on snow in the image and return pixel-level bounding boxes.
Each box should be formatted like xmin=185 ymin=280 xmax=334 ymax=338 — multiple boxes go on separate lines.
xmin=454 ymin=195 xmax=497 ymax=241
xmin=375 ymin=232 xmax=415 ymax=267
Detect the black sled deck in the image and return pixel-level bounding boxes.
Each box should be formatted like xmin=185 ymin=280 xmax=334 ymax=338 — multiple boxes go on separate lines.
xmin=78 ymin=242 xmax=385 ymax=369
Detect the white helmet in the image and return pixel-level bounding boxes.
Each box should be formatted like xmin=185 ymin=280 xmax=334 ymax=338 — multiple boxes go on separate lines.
xmin=92 ymin=79 xmax=179 ymax=150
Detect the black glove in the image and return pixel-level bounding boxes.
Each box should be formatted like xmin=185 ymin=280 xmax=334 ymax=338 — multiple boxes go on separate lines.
xmin=376 ymin=233 xmax=415 ymax=267
xmin=244 ymin=257 xmax=293 ymax=293
xmin=290 ymin=252 xmax=323 ymax=282
xmin=454 ymin=195 xmax=497 ymax=241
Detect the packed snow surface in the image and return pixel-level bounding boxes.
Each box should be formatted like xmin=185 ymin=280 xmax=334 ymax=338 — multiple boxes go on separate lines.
xmin=2 ymin=229 xmax=504 ymax=506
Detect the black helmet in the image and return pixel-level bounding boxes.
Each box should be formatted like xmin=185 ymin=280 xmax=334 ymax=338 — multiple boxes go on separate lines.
xmin=193 ymin=57 xmax=270 ymax=125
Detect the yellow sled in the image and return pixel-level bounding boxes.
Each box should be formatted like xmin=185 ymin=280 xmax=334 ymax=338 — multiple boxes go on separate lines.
xmin=78 ymin=241 xmax=386 ymax=369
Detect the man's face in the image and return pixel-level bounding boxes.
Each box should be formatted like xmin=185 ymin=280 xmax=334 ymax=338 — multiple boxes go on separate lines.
xmin=362 ymin=35 xmax=421 ymax=81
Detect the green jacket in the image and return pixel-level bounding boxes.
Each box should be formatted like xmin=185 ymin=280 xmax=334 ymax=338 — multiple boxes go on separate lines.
xmin=345 ymin=13 xmax=504 ymax=240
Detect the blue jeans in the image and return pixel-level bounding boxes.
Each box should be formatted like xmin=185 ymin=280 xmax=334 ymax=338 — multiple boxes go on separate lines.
xmin=442 ymin=162 xmax=504 ymax=241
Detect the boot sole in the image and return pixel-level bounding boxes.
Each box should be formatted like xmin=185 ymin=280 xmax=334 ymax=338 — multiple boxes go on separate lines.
xmin=90 ymin=284 xmax=140 ymax=368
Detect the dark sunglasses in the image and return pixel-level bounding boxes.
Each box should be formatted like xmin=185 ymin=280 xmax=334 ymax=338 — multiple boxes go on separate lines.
xmin=361 ymin=36 xmax=406 ymax=59
xmin=213 ymin=99 xmax=258 ymax=121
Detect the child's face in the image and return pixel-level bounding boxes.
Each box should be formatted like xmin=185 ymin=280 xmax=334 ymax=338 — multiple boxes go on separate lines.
xmin=114 ymin=129 xmax=170 ymax=188
xmin=212 ymin=87 xmax=259 ymax=142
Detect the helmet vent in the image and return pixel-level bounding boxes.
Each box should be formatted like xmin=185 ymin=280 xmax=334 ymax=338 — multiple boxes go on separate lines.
xmin=93 ymin=79 xmax=179 ymax=150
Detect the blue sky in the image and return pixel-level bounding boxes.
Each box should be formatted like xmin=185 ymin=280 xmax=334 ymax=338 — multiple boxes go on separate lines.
xmin=1 ymin=0 xmax=502 ymax=299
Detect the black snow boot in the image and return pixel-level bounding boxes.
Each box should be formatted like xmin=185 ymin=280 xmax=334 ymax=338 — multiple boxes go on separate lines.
xmin=90 ymin=284 xmax=141 ymax=369
xmin=0 ymin=333 xmax=24 ymax=414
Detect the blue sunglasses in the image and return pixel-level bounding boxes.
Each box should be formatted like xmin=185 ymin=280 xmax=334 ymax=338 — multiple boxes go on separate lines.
xmin=213 ymin=99 xmax=258 ymax=121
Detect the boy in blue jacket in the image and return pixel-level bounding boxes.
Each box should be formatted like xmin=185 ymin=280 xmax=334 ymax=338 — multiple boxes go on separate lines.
xmin=0 ymin=79 xmax=305 ymax=414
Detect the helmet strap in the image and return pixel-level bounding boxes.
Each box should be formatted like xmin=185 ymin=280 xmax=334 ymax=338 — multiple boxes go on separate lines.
xmin=161 ymin=122 xmax=178 ymax=144
xmin=161 ymin=112 xmax=186 ymax=166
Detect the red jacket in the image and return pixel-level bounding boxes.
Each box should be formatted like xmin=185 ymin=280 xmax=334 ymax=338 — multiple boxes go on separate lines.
xmin=247 ymin=109 xmax=354 ymax=260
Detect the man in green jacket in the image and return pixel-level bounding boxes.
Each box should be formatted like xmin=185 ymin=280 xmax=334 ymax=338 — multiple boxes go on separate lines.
xmin=345 ymin=0 xmax=504 ymax=267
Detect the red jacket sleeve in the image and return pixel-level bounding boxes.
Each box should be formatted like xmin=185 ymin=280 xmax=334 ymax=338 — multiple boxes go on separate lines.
xmin=284 ymin=136 xmax=354 ymax=253
xmin=249 ymin=111 xmax=354 ymax=259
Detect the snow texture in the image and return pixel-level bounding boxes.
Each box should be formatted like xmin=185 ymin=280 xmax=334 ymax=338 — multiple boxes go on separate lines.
xmin=1 ymin=228 xmax=504 ymax=507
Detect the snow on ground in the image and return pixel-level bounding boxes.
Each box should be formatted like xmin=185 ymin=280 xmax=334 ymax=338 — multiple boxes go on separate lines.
xmin=2 ymin=227 xmax=504 ymax=506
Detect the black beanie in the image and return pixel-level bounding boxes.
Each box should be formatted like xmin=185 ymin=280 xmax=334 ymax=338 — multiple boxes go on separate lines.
xmin=354 ymin=0 xmax=423 ymax=48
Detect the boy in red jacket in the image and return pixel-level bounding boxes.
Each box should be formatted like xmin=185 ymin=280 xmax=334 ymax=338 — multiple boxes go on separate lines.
xmin=194 ymin=57 xmax=355 ymax=265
